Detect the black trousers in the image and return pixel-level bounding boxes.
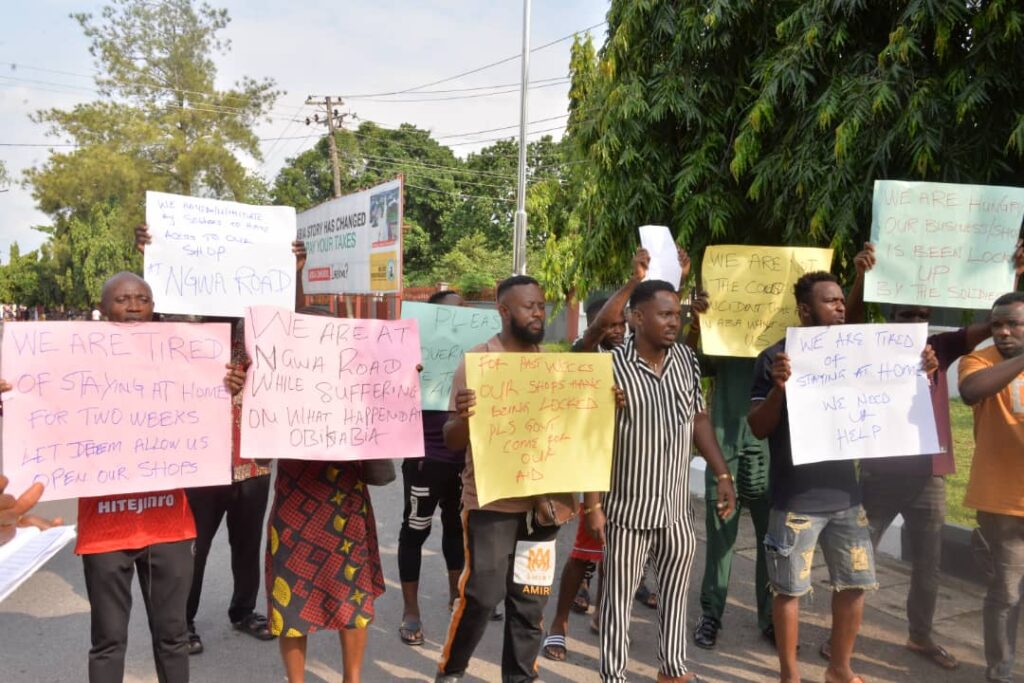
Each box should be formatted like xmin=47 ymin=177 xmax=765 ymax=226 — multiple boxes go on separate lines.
xmin=438 ymin=509 xmax=560 ymax=682
xmin=397 ymin=457 xmax=464 ymax=582
xmin=82 ymin=540 xmax=194 ymax=683
xmin=185 ymin=474 xmax=270 ymax=625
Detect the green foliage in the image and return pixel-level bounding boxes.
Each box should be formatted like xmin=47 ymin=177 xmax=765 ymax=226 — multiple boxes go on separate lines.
xmin=571 ymin=1 xmax=1024 ymax=287
xmin=428 ymin=232 xmax=512 ymax=296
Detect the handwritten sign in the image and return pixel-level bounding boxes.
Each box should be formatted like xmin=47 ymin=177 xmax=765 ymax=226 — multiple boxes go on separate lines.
xmin=1 ymin=321 xmax=232 ymax=501
xmin=401 ymin=302 xmax=501 ymax=410
xmin=866 ymin=180 xmax=1024 ymax=308
xmin=785 ymin=323 xmax=939 ymax=466
xmin=239 ymin=306 xmax=424 ymax=461
xmin=298 ymin=178 xmax=403 ymax=294
xmin=465 ymin=353 xmax=614 ymax=507
xmin=701 ymin=245 xmax=834 ymax=357
xmin=639 ymin=225 xmax=682 ymax=290
xmin=144 ymin=191 xmax=296 ymax=316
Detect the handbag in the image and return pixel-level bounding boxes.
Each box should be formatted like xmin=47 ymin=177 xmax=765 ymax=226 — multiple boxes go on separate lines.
xmin=531 ymin=493 xmax=578 ymax=527
xmin=362 ymin=458 xmax=397 ymax=486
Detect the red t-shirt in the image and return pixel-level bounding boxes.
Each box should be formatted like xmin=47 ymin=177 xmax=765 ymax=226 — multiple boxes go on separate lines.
xmin=75 ymin=489 xmax=197 ymax=555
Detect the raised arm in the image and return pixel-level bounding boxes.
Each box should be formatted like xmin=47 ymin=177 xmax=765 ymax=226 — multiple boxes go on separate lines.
xmin=578 ymin=248 xmax=650 ymax=352
xmin=292 ymin=240 xmax=306 ymax=311
xmin=845 ymin=242 xmax=876 ymax=325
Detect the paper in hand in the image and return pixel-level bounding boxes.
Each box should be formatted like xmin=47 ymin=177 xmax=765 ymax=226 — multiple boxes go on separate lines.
xmin=638 ymin=225 xmax=682 ymax=290
xmin=0 ymin=525 xmax=77 ymax=603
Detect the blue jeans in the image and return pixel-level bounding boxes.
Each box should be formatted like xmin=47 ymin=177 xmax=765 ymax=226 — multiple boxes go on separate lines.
xmin=764 ymin=506 xmax=878 ymax=596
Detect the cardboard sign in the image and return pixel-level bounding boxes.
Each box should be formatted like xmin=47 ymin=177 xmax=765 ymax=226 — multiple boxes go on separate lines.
xmin=785 ymin=323 xmax=939 ymax=466
xmin=701 ymin=245 xmax=834 ymax=357
xmin=239 ymin=306 xmax=424 ymax=461
xmin=144 ymin=191 xmax=296 ymax=316
xmin=1 ymin=321 xmax=232 ymax=501
xmin=297 ymin=179 xmax=403 ymax=294
xmin=465 ymin=353 xmax=614 ymax=506
xmin=400 ymin=302 xmax=501 ymax=410
xmin=866 ymin=180 xmax=1024 ymax=308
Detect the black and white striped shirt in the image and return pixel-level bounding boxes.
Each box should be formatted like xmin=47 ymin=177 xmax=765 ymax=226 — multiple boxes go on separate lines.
xmin=605 ymin=336 xmax=705 ymax=530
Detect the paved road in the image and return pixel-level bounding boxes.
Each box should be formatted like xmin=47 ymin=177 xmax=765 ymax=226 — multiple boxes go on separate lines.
xmin=0 ymin=474 xmax=1015 ymax=682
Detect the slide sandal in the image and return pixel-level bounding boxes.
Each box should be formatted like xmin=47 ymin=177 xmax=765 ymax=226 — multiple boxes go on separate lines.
xmin=399 ymin=620 xmax=424 ymax=646
xmin=542 ymin=633 xmax=567 ymax=661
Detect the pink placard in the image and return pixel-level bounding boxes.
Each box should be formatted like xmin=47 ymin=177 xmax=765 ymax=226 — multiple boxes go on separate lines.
xmin=240 ymin=306 xmax=424 ymax=461
xmin=1 ymin=321 xmax=232 ymax=501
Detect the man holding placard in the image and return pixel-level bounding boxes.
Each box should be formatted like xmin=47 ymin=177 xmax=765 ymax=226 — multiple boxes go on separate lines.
xmin=959 ymin=291 xmax=1024 ymax=683
xmin=748 ymin=271 xmax=935 ymax=683
xmin=584 ymin=279 xmax=737 ymax=683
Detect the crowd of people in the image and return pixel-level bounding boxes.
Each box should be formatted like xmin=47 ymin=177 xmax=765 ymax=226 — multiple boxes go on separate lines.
xmin=1 ymin=231 xmax=1024 ymax=683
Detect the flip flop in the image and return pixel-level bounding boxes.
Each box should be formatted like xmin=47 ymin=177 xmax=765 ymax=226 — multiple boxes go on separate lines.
xmin=542 ymin=633 xmax=567 ymax=661
xmin=906 ymin=641 xmax=959 ymax=670
xmin=399 ymin=620 xmax=424 ymax=646
xmin=571 ymin=586 xmax=591 ymax=614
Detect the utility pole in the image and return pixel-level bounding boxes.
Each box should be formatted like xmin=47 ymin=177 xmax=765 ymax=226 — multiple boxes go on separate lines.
xmin=305 ymin=95 xmax=353 ymax=199
xmin=512 ymin=0 xmax=532 ymax=275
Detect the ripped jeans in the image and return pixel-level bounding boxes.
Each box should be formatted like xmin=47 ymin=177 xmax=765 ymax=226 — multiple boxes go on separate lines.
xmin=764 ymin=506 xmax=878 ymax=596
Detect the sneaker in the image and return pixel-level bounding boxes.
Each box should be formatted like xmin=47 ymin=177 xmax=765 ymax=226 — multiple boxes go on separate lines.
xmin=693 ymin=615 xmax=720 ymax=650
xmin=187 ymin=625 xmax=203 ymax=655
xmin=491 ymin=605 xmax=503 ymax=621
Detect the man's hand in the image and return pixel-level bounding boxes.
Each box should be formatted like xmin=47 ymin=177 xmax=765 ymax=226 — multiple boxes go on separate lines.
xmin=632 ymin=247 xmax=651 ymax=281
xmin=771 ymin=352 xmax=791 ymax=390
xmin=453 ymin=388 xmax=476 ymax=419
xmin=921 ymin=344 xmax=939 ymax=378
xmin=854 ymin=241 xmax=876 ymax=276
xmin=691 ymin=290 xmax=709 ymax=316
xmin=715 ymin=478 xmax=737 ymax=520
xmin=612 ymin=386 xmax=626 ymax=409
xmin=0 ymin=379 xmax=11 ymax=394
xmin=292 ymin=239 xmax=307 ymax=273
xmin=678 ymin=246 xmax=691 ymax=283
xmin=134 ymin=224 xmax=152 ymax=255
xmin=1014 ymin=239 xmax=1024 ymax=277
xmin=584 ymin=505 xmax=606 ymax=546
xmin=223 ymin=364 xmax=246 ymax=396
xmin=0 ymin=475 xmax=63 ymax=546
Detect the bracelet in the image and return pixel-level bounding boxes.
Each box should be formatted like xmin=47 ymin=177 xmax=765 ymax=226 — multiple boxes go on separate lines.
xmin=583 ymin=502 xmax=602 ymax=515
xmin=715 ymin=473 xmax=733 ymax=482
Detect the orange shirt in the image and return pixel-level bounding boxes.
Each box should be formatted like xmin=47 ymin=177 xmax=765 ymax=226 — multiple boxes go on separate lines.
xmin=962 ymin=345 xmax=1024 ymax=517
xmin=75 ymin=489 xmax=197 ymax=555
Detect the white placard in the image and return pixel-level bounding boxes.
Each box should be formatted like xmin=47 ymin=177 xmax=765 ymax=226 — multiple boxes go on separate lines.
xmin=298 ymin=179 xmax=403 ymax=294
xmin=0 ymin=525 xmax=77 ymax=603
xmin=785 ymin=323 xmax=939 ymax=466
xmin=638 ymin=225 xmax=683 ymax=290
xmin=144 ymin=191 xmax=296 ymax=316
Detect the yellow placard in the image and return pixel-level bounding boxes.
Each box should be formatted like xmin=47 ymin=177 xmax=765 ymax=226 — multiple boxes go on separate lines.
xmin=465 ymin=352 xmax=614 ymax=507
xmin=701 ymin=245 xmax=834 ymax=357
xmin=370 ymin=250 xmax=399 ymax=291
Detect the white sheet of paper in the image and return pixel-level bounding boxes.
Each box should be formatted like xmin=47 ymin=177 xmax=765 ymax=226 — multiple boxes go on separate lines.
xmin=144 ymin=191 xmax=297 ymax=316
xmin=0 ymin=525 xmax=77 ymax=603
xmin=638 ymin=225 xmax=682 ymax=290
xmin=785 ymin=323 xmax=939 ymax=466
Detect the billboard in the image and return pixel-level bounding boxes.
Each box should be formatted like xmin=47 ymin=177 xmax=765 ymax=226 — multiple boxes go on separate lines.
xmin=297 ymin=178 xmax=403 ymax=294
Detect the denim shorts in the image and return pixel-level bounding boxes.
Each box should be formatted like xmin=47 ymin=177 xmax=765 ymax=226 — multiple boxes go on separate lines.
xmin=763 ymin=505 xmax=878 ymax=596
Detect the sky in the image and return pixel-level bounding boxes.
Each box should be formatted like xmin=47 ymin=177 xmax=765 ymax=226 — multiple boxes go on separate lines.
xmin=0 ymin=0 xmax=610 ymax=259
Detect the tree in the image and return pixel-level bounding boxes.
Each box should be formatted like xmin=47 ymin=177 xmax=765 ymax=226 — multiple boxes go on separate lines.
xmin=570 ymin=1 xmax=1024 ymax=287
xmin=0 ymin=160 xmax=9 ymax=188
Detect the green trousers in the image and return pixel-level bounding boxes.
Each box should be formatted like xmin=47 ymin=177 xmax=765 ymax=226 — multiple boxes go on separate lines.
xmin=698 ymin=458 xmax=773 ymax=632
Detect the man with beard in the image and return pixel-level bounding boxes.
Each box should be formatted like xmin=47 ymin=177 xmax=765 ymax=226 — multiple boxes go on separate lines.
xmin=959 ymin=291 xmax=1024 ymax=683
xmin=584 ymin=278 xmax=737 ymax=683
xmin=748 ymin=271 xmax=937 ymax=683
xmin=436 ymin=275 xmax=558 ymax=683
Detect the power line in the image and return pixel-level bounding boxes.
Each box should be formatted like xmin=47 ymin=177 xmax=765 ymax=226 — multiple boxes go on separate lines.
xmin=341 ymin=78 xmax=569 ymax=103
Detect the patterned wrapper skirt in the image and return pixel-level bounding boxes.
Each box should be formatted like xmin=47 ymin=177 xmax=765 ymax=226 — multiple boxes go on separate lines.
xmin=266 ymin=461 xmax=385 ymax=636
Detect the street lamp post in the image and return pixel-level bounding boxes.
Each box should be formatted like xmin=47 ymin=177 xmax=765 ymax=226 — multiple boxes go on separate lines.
xmin=512 ymin=0 xmax=531 ymax=275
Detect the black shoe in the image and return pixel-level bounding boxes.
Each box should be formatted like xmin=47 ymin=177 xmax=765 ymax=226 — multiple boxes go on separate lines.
xmin=490 ymin=605 xmax=503 ymax=621
xmin=761 ymin=625 xmax=776 ymax=649
xmin=187 ymin=625 xmax=203 ymax=655
xmin=434 ymin=674 xmax=463 ymax=683
xmin=693 ymin=615 xmax=720 ymax=650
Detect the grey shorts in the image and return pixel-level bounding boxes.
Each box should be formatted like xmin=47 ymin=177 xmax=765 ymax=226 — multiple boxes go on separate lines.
xmin=763 ymin=505 xmax=878 ymax=596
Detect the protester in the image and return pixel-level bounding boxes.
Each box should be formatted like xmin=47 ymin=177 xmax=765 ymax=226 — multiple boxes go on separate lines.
xmin=687 ymin=298 xmax=774 ymax=650
xmin=0 ymin=472 xmax=62 ymax=546
xmin=958 ymin=291 xmax=1024 ymax=683
xmin=584 ymin=277 xmax=737 ymax=683
xmin=748 ymin=270 xmax=938 ymax=683
xmin=53 ymin=271 xmax=243 ymax=683
xmin=398 ymin=289 xmax=473 ymax=646
xmin=436 ymin=275 xmax=563 ymax=683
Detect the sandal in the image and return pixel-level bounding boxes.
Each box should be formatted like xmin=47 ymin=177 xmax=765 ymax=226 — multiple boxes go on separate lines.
xmin=232 ymin=612 xmax=275 ymax=641
xmin=571 ymin=585 xmax=591 ymax=614
xmin=542 ymin=633 xmax=567 ymax=661
xmin=399 ymin=619 xmax=424 ymax=646
xmin=635 ymin=584 xmax=658 ymax=609
xmin=906 ymin=641 xmax=959 ymax=670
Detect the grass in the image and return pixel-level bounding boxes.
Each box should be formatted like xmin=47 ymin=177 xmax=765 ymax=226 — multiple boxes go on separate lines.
xmin=947 ymin=399 xmax=977 ymax=528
